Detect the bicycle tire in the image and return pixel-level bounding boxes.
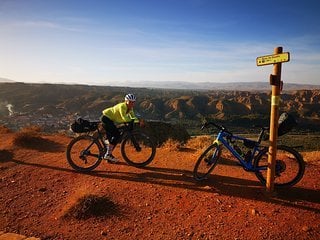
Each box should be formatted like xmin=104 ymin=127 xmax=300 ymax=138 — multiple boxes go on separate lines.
xmin=193 ymin=143 xmax=221 ymax=181
xmin=254 ymin=145 xmax=305 ymax=188
xmin=121 ymin=132 xmax=156 ymax=167
xmin=66 ymin=135 xmax=103 ymax=172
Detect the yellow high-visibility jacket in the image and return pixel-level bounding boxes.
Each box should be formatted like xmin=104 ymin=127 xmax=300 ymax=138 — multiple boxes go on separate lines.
xmin=102 ymin=102 xmax=138 ymax=124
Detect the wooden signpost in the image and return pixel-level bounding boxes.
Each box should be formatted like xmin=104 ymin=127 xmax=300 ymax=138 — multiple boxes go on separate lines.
xmin=256 ymin=47 xmax=290 ymax=192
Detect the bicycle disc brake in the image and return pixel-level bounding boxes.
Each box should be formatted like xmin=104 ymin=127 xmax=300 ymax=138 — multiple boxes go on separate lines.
xmin=275 ymin=160 xmax=286 ymax=176
xmin=79 ymin=150 xmax=89 ymax=163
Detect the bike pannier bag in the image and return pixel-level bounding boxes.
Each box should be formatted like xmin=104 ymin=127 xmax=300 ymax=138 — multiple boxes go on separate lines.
xmin=278 ymin=112 xmax=296 ymax=136
xmin=71 ymin=118 xmax=97 ymax=133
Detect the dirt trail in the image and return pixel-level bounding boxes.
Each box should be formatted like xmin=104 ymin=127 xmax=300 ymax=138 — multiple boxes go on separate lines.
xmin=0 ymin=132 xmax=319 ymax=240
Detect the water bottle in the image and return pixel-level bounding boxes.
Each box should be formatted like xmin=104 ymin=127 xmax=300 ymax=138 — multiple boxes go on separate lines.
xmin=244 ymin=150 xmax=252 ymax=162
xmin=233 ymin=145 xmax=242 ymax=156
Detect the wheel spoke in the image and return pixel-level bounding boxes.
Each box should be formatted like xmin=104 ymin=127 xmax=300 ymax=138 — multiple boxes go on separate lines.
xmin=121 ymin=132 xmax=156 ymax=167
xmin=193 ymin=144 xmax=220 ymax=180
xmin=254 ymin=145 xmax=305 ymax=187
xmin=66 ymin=135 xmax=102 ymax=172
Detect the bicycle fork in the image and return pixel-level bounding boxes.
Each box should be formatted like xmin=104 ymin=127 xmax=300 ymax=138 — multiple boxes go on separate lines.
xmin=205 ymin=139 xmax=222 ymax=164
xmin=127 ymin=133 xmax=142 ymax=152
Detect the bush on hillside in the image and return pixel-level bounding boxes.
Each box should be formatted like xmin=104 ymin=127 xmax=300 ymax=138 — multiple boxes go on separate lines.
xmin=141 ymin=121 xmax=190 ymax=146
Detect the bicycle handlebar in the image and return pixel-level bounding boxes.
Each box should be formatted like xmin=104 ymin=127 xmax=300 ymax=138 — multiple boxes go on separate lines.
xmin=201 ymin=121 xmax=229 ymax=133
xmin=253 ymin=125 xmax=269 ymax=131
xmin=201 ymin=121 xmax=269 ymax=143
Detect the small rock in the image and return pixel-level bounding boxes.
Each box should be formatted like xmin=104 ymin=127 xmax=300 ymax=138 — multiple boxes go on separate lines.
xmin=302 ymin=226 xmax=311 ymax=232
xmin=251 ymin=209 xmax=258 ymax=216
xmin=39 ymin=187 xmax=47 ymax=192
xmin=188 ymin=232 xmax=194 ymax=237
xmin=272 ymin=208 xmax=280 ymax=214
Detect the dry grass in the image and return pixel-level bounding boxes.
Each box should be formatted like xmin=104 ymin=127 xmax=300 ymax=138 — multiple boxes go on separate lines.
xmin=0 ymin=125 xmax=12 ymax=134
xmin=161 ymin=135 xmax=215 ymax=152
xmin=62 ymin=193 xmax=118 ymax=220
xmin=185 ymin=135 xmax=213 ymax=151
xmin=161 ymin=138 xmax=182 ymax=151
xmin=20 ymin=125 xmax=43 ymax=134
xmin=13 ymin=125 xmax=44 ymax=147
xmin=301 ymin=151 xmax=320 ymax=164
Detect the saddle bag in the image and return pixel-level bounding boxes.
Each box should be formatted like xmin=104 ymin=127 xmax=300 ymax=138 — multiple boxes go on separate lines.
xmin=278 ymin=112 xmax=297 ymax=136
xmin=71 ymin=118 xmax=97 ymax=133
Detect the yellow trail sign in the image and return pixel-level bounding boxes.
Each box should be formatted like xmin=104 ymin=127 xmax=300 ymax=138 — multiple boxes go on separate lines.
xmin=256 ymin=52 xmax=290 ymax=66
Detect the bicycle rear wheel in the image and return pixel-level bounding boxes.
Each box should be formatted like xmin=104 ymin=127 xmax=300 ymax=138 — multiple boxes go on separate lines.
xmin=254 ymin=145 xmax=305 ymax=188
xmin=193 ymin=143 xmax=221 ymax=181
xmin=121 ymin=132 xmax=156 ymax=167
xmin=66 ymin=135 xmax=103 ymax=172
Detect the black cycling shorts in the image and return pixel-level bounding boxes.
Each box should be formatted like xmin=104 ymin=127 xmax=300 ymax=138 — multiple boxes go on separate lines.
xmin=100 ymin=115 xmax=121 ymax=145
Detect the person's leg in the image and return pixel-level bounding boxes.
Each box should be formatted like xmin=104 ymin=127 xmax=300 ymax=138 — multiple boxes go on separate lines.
xmin=101 ymin=116 xmax=120 ymax=162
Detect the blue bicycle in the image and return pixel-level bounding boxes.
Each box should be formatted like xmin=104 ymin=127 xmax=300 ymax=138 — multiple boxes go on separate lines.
xmin=193 ymin=121 xmax=305 ymax=188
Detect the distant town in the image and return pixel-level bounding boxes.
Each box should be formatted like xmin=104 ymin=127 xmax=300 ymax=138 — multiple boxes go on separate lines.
xmin=0 ymin=109 xmax=97 ymax=133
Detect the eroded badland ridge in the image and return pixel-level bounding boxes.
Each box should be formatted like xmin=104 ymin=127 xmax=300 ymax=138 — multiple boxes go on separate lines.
xmin=0 ymin=82 xmax=319 ymax=133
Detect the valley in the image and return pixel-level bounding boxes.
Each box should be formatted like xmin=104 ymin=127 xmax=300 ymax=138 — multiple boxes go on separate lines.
xmin=0 ymin=82 xmax=319 ymax=135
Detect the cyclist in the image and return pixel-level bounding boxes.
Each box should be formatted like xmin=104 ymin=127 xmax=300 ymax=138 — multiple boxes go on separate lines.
xmin=101 ymin=93 xmax=144 ymax=163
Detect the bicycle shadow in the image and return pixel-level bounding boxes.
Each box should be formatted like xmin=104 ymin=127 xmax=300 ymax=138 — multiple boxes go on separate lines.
xmin=6 ymin=157 xmax=319 ymax=213
xmin=94 ymin=163 xmax=320 ymax=213
xmin=201 ymin=173 xmax=320 ymax=212
xmin=218 ymin=157 xmax=241 ymax=166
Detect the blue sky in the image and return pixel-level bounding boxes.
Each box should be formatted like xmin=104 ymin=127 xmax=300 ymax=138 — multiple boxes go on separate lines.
xmin=1 ymin=0 xmax=320 ymax=86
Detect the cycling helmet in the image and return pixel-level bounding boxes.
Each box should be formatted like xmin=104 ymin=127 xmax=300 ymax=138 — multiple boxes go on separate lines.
xmin=125 ymin=93 xmax=136 ymax=102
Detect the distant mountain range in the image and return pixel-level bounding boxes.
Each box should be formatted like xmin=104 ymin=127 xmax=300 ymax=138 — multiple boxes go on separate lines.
xmin=110 ymin=80 xmax=320 ymax=91
xmin=1 ymin=77 xmax=319 ymax=91
xmin=0 ymin=77 xmax=15 ymax=83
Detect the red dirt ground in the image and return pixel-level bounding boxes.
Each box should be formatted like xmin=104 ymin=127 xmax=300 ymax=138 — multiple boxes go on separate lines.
xmin=0 ymin=132 xmax=319 ymax=240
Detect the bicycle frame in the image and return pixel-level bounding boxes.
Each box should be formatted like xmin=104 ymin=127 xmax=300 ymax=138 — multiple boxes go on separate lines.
xmin=88 ymin=121 xmax=134 ymax=150
xmin=213 ymin=130 xmax=266 ymax=172
xmin=75 ymin=121 xmax=135 ymax=163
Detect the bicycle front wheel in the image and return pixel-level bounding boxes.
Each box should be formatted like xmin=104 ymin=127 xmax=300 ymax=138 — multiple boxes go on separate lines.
xmin=193 ymin=143 xmax=221 ymax=181
xmin=121 ymin=132 xmax=156 ymax=167
xmin=254 ymin=145 xmax=305 ymax=188
xmin=66 ymin=135 xmax=103 ymax=172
